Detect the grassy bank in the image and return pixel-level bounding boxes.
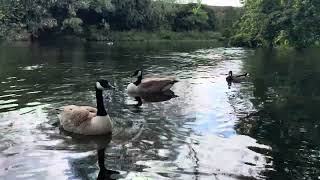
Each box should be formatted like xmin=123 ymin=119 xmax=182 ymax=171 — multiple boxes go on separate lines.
xmin=109 ymin=30 xmax=223 ymax=41
xmin=1 ymin=29 xmax=224 ymax=42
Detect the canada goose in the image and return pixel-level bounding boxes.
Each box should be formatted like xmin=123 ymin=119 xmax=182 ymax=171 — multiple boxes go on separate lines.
xmin=58 ymin=79 xmax=114 ymax=135
xmin=126 ymin=70 xmax=178 ymax=95
xmin=226 ymin=71 xmax=248 ymax=83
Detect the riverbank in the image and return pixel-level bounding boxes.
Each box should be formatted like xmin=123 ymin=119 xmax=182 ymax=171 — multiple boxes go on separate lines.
xmin=109 ymin=30 xmax=224 ymax=41
xmin=0 ymin=30 xmax=225 ymax=42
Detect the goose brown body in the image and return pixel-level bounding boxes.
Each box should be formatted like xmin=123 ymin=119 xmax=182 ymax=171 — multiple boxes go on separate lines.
xmin=139 ymin=77 xmax=178 ymax=92
xmin=127 ymin=70 xmax=178 ymax=95
xmin=58 ymin=105 xmax=112 ymax=135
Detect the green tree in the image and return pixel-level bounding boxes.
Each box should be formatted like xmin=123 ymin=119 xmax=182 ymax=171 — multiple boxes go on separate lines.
xmin=173 ymin=3 xmax=216 ymax=31
xmin=109 ymin=0 xmax=154 ymax=30
xmin=231 ymin=0 xmax=320 ymax=48
xmin=0 ymin=0 xmax=222 ymax=40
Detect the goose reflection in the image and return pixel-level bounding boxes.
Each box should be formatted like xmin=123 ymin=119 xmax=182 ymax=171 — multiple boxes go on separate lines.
xmin=58 ymin=130 xmax=120 ymax=179
xmin=133 ymin=90 xmax=178 ymax=106
xmin=57 ymin=118 xmax=145 ymax=179
xmin=97 ymin=148 xmax=120 ymax=180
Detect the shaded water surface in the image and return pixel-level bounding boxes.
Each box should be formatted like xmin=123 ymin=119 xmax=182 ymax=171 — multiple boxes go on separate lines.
xmin=0 ymin=41 xmax=318 ymax=179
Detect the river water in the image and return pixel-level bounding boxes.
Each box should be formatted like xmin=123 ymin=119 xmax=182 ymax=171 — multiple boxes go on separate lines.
xmin=0 ymin=41 xmax=319 ymax=180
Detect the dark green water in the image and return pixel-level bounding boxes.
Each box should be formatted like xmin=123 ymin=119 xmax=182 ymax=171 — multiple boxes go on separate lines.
xmin=0 ymin=41 xmax=319 ymax=180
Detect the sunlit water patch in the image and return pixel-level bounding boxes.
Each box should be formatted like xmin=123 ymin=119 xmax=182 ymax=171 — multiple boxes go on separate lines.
xmin=20 ymin=64 xmax=45 ymax=71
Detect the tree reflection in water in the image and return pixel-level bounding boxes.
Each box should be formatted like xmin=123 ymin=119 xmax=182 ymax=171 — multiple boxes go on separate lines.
xmin=235 ymin=49 xmax=320 ymax=179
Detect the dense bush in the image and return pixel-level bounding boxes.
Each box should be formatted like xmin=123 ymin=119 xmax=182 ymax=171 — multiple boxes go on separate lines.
xmin=231 ymin=0 xmax=320 ymax=48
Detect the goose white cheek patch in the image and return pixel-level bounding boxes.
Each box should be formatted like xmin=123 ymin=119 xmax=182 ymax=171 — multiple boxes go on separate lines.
xmin=96 ymin=82 xmax=104 ymax=90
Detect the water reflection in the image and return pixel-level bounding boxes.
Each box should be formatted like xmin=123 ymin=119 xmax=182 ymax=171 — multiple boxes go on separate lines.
xmin=133 ymin=90 xmax=178 ymax=106
xmin=56 ymin=130 xmax=122 ymax=179
xmin=236 ymin=48 xmax=320 ymax=179
xmin=0 ymin=42 xmax=273 ymax=180
xmin=97 ymin=148 xmax=120 ymax=180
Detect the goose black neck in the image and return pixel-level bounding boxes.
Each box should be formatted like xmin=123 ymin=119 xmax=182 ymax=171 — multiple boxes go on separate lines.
xmin=96 ymin=88 xmax=107 ymax=116
xmin=133 ymin=75 xmax=142 ymax=86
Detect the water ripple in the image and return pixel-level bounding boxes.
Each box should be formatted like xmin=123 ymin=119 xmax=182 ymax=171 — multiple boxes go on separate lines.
xmin=0 ymin=42 xmax=272 ymax=180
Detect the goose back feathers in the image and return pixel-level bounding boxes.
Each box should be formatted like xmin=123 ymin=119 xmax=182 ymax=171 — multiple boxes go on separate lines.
xmin=127 ymin=70 xmax=178 ymax=95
